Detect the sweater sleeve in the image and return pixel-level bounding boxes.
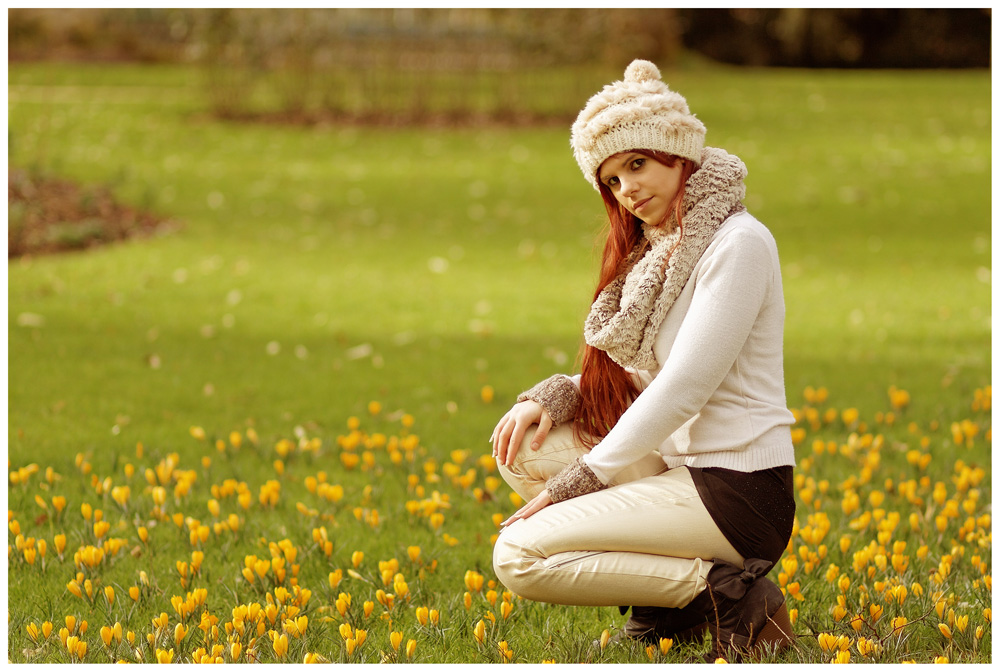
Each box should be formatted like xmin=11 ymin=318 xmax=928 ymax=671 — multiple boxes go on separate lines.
xmin=582 ymin=227 xmax=776 ymax=484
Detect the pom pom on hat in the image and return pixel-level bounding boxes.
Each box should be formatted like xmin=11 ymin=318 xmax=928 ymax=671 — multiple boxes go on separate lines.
xmin=571 ymin=59 xmax=706 ymax=190
xmin=624 ymin=59 xmax=661 ymax=83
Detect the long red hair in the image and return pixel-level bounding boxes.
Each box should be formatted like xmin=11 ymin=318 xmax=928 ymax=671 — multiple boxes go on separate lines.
xmin=572 ymin=150 xmax=696 ymax=447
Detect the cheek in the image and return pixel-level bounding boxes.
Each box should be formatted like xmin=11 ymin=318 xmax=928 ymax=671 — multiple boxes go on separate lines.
xmin=663 ymin=180 xmax=680 ymax=205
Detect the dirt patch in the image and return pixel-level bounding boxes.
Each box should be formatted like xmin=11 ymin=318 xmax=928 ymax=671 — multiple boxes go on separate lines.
xmin=8 ymin=169 xmax=175 ymax=258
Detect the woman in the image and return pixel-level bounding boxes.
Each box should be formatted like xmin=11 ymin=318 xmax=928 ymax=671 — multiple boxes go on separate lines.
xmin=490 ymin=60 xmax=797 ymax=661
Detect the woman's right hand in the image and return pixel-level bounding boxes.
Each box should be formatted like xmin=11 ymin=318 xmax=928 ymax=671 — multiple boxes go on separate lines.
xmin=490 ymin=400 xmax=553 ymax=468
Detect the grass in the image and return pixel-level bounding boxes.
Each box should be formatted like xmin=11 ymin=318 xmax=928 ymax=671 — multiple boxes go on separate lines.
xmin=7 ymin=61 xmax=991 ymax=663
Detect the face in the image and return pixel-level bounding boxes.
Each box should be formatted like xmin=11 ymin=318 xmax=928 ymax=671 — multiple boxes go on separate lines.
xmin=597 ymin=152 xmax=684 ymax=226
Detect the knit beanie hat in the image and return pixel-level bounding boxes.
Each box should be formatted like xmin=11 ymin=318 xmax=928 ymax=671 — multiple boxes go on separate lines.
xmin=571 ymin=59 xmax=706 ymax=190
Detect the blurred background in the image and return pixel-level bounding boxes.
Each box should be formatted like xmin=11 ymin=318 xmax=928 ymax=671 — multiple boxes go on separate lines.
xmin=9 ymin=8 xmax=992 ymax=126
xmin=8 ymin=8 xmax=991 ymax=454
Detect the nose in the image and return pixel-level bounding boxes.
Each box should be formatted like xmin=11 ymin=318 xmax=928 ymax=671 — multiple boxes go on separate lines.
xmin=619 ymin=176 xmax=639 ymax=197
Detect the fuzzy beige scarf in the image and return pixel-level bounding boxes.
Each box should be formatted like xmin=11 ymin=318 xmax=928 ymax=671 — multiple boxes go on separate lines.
xmin=583 ymin=147 xmax=748 ymax=370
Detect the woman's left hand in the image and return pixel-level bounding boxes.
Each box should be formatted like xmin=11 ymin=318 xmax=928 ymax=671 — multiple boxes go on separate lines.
xmin=500 ymin=488 xmax=552 ymax=528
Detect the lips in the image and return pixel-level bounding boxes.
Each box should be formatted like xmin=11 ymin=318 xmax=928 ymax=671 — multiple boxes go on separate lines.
xmin=633 ymin=197 xmax=652 ymax=212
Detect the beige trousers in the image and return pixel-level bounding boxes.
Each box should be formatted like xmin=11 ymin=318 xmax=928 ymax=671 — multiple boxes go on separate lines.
xmin=493 ymin=423 xmax=743 ymax=608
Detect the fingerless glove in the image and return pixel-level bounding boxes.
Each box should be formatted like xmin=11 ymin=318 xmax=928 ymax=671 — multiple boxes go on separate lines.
xmin=516 ymin=374 xmax=582 ymax=426
xmin=546 ymin=457 xmax=607 ymax=503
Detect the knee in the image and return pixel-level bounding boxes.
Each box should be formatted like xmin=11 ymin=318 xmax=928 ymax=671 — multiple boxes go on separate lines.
xmin=497 ymin=424 xmax=584 ymax=504
xmin=500 ymin=423 xmax=578 ymax=477
xmin=492 ymin=526 xmax=533 ymax=596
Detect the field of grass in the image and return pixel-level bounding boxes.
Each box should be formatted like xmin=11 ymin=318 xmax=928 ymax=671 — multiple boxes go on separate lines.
xmin=7 ymin=61 xmax=991 ymax=663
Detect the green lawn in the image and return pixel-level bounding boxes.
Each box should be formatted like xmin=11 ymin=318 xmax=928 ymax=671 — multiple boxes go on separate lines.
xmin=7 ymin=62 xmax=991 ymax=663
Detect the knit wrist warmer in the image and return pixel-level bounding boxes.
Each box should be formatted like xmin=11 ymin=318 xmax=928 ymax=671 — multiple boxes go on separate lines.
xmin=516 ymin=375 xmax=582 ymax=426
xmin=546 ymin=457 xmax=607 ymax=503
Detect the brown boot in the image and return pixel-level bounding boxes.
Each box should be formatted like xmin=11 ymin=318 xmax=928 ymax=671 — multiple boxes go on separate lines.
xmin=620 ymin=605 xmax=708 ymax=645
xmin=687 ymin=558 xmax=795 ymax=662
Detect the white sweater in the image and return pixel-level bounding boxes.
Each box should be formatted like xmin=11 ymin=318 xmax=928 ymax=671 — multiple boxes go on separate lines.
xmin=579 ymin=211 xmax=797 ymax=483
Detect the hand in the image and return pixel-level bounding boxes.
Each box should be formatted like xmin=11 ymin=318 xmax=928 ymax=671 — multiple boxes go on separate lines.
xmin=500 ymin=488 xmax=552 ymax=528
xmin=490 ymin=400 xmax=553 ymax=467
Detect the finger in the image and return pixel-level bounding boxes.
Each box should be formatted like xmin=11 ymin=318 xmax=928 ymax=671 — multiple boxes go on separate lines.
xmin=502 ymin=499 xmax=541 ymax=527
xmin=496 ymin=418 xmax=516 ymax=465
xmin=501 ymin=504 xmax=531 ymax=528
xmin=493 ymin=412 xmax=513 ymax=457
xmin=501 ymin=496 xmax=535 ymax=527
xmin=520 ymin=496 xmax=551 ymax=522
xmin=502 ymin=490 xmax=551 ymax=526
xmin=505 ymin=420 xmax=529 ymax=467
xmin=492 ymin=410 xmax=513 ymax=443
xmin=530 ymin=412 xmax=554 ymax=451
xmin=490 ymin=410 xmax=512 ymax=444
xmin=490 ymin=412 xmax=510 ymax=455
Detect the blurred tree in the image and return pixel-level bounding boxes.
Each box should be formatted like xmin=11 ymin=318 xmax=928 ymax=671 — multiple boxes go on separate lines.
xmin=678 ymin=8 xmax=990 ymax=68
xmin=9 ymin=8 xmax=988 ymax=126
xmin=8 ymin=7 xmax=194 ymax=62
xmin=10 ymin=8 xmax=988 ymax=69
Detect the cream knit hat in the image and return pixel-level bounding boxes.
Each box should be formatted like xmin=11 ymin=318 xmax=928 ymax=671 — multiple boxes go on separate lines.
xmin=571 ymin=59 xmax=706 ymax=190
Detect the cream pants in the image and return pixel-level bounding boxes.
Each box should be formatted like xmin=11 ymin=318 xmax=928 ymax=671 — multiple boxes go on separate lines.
xmin=492 ymin=423 xmax=743 ymax=608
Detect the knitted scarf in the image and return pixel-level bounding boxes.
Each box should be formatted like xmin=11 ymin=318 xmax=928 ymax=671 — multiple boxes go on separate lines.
xmin=583 ymin=147 xmax=748 ymax=370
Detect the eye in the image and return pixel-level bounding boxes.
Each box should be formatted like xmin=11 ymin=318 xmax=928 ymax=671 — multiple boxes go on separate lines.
xmin=630 ymin=158 xmax=645 ymax=170
xmin=604 ymin=175 xmax=620 ymax=189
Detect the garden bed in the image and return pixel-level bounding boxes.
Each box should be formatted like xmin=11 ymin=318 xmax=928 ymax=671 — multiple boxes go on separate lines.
xmin=8 ymin=168 xmax=173 ymax=258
